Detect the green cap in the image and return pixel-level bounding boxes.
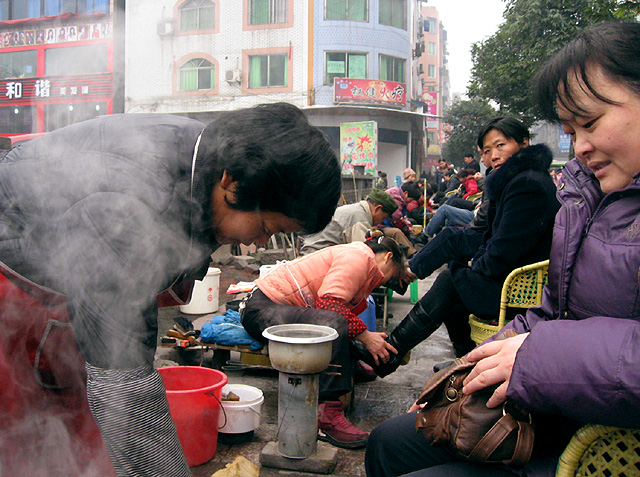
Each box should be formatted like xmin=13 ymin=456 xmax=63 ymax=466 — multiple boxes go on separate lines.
xmin=367 ymin=189 xmax=398 ymax=216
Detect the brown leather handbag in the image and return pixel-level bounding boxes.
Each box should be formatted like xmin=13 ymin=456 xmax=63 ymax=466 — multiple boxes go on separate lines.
xmin=415 ymin=333 xmax=534 ymax=466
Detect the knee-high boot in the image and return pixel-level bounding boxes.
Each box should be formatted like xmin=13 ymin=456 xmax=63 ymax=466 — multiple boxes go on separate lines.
xmin=351 ymin=301 xmax=442 ymax=378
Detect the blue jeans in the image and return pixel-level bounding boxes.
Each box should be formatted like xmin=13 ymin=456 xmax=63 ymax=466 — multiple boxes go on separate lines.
xmin=425 ymin=205 xmax=474 ymax=236
xmin=409 ymin=227 xmax=484 ymax=279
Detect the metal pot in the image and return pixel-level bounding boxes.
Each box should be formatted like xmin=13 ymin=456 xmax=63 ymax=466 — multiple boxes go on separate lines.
xmin=262 ymin=324 xmax=338 ymax=374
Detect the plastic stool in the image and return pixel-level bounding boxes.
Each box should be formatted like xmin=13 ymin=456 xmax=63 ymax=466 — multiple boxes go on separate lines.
xmin=410 ymin=281 xmax=419 ymax=304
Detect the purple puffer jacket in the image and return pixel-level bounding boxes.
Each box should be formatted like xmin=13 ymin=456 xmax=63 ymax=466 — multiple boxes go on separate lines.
xmin=503 ymin=158 xmax=640 ymax=429
xmin=386 ymin=185 xmax=408 ymax=222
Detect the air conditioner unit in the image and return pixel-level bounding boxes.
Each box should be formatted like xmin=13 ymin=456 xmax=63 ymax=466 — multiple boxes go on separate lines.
xmin=157 ymin=21 xmax=173 ymax=36
xmin=225 ymin=69 xmax=241 ymax=83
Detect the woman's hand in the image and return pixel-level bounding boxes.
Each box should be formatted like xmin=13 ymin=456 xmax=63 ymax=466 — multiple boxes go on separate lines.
xmin=408 ymin=400 xmax=424 ymax=413
xmin=356 ymin=330 xmax=398 ymax=365
xmin=462 ymin=333 xmax=529 ymax=408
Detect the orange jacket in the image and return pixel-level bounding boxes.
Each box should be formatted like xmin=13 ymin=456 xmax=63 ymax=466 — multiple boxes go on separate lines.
xmin=256 ymin=242 xmax=384 ymax=315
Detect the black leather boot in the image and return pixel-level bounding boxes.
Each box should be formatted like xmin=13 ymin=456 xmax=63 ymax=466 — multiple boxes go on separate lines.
xmin=351 ymin=301 xmax=442 ymax=378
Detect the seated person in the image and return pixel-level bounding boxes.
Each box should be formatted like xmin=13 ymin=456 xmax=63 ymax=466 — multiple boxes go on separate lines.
xmin=431 ymin=170 xmax=461 ymax=206
xmin=402 ymin=167 xmax=417 ymax=184
xmin=386 ymin=182 xmax=423 ymax=237
xmin=463 ymin=152 xmax=481 ymax=173
xmin=300 ymin=188 xmax=417 ymax=258
xmin=423 ymin=203 xmax=475 ymax=237
xmin=240 ymin=238 xmax=405 ymax=449
xmin=445 ymin=169 xmax=479 ymax=203
xmin=366 ymin=21 xmax=640 ymax=476
xmin=354 ymin=116 xmax=559 ymax=370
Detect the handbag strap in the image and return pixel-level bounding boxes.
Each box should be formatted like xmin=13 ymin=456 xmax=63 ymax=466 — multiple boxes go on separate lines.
xmin=468 ymin=413 xmax=534 ymax=466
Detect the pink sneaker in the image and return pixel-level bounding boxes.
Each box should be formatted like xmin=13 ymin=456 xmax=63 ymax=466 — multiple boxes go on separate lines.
xmin=317 ymin=401 xmax=368 ymax=449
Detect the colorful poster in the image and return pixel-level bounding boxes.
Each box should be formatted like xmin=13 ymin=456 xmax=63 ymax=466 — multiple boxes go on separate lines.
xmin=334 ymin=78 xmax=406 ymax=106
xmin=422 ymin=91 xmax=438 ymax=116
xmin=339 ymin=121 xmax=377 ymax=175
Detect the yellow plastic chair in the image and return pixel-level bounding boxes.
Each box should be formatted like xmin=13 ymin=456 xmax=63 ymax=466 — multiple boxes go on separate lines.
xmin=469 ymin=260 xmax=549 ymax=345
xmin=556 ymin=424 xmax=640 ymax=476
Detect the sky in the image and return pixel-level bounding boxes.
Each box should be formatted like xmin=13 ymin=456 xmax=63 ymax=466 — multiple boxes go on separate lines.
xmin=424 ymin=0 xmax=507 ymax=95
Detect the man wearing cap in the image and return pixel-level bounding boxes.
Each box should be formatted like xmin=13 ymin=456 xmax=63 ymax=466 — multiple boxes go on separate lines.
xmin=301 ymin=189 xmax=415 ymax=255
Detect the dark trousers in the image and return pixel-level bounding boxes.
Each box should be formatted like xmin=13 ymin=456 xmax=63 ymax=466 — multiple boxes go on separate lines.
xmin=365 ymin=412 xmax=518 ymax=476
xmin=416 ymin=269 xmax=477 ymax=357
xmin=409 ymin=227 xmax=484 ymax=279
xmin=366 ymin=411 xmax=562 ymax=476
xmin=447 ymin=197 xmax=475 ymax=210
xmin=241 ymin=288 xmax=352 ymax=400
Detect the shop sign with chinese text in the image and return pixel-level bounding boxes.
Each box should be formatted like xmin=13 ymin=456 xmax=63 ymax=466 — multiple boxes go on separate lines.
xmin=334 ymin=78 xmax=405 ymax=106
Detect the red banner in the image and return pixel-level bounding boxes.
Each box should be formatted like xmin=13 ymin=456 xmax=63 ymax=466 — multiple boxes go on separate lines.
xmin=334 ymin=78 xmax=406 ymax=106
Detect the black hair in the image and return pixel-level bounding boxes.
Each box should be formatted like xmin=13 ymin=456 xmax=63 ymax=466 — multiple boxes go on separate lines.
xmin=457 ymin=169 xmax=473 ymax=180
xmin=401 ymin=181 xmax=422 ymax=200
xmin=364 ymin=235 xmax=405 ymax=271
xmin=197 ymin=103 xmax=341 ymax=234
xmin=464 ymin=153 xmax=475 ymax=158
xmin=476 ymin=117 xmax=530 ymax=149
xmin=533 ymin=21 xmax=640 ymax=122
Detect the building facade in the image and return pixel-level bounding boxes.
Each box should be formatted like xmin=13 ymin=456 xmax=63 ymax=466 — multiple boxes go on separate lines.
xmin=417 ymin=2 xmax=450 ymax=172
xmin=0 ymin=0 xmax=427 ymax=192
xmin=126 ymin=0 xmax=427 ymax=191
xmin=0 ymin=0 xmax=124 ymax=138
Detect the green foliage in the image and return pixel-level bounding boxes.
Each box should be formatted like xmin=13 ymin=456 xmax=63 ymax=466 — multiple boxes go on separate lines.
xmin=441 ymin=98 xmax=497 ymax=167
xmin=467 ymin=0 xmax=640 ymax=123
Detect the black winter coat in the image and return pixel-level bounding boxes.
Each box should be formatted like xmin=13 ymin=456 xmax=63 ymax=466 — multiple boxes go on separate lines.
xmin=450 ymin=145 xmax=560 ymax=317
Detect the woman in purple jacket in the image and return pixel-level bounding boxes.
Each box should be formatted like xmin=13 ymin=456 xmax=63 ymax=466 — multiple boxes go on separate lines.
xmin=366 ymin=21 xmax=640 ymax=476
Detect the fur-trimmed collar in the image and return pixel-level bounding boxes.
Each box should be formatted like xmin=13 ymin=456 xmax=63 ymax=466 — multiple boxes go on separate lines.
xmin=486 ymin=144 xmax=553 ymax=200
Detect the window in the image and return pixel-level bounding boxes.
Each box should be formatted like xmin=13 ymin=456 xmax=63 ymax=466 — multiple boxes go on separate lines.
xmin=0 ymin=105 xmax=35 ymax=134
xmin=325 ymin=0 xmax=367 ymax=21
xmin=249 ymin=53 xmax=287 ymax=88
xmin=428 ymin=64 xmax=436 ymax=78
xmin=424 ymin=17 xmax=436 ymax=33
xmin=249 ymin=0 xmax=287 ymax=25
xmin=45 ymin=45 xmax=108 ymax=76
xmin=0 ymin=51 xmax=37 ymax=79
xmin=379 ymin=0 xmax=406 ymax=30
xmin=180 ymin=0 xmax=215 ymax=31
xmin=427 ymin=131 xmax=436 ymax=144
xmin=427 ymin=85 xmax=436 ymax=92
xmin=325 ymin=51 xmax=366 ymax=84
xmin=0 ymin=0 xmax=109 ymax=19
xmin=379 ymin=55 xmax=404 ymax=83
xmin=45 ymin=102 xmax=106 ymax=132
xmin=179 ymin=58 xmax=215 ymax=91
xmin=428 ymin=42 xmax=436 ymax=55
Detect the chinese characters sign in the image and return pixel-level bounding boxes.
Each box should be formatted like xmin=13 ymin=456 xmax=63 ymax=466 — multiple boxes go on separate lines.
xmin=340 ymin=121 xmax=377 ymax=175
xmin=1 ymin=74 xmax=112 ymax=105
xmin=422 ymin=91 xmax=438 ymax=116
xmin=334 ymin=78 xmax=406 ymax=106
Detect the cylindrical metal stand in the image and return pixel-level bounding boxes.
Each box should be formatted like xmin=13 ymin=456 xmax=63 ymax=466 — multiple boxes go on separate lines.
xmin=276 ymin=372 xmax=319 ymax=459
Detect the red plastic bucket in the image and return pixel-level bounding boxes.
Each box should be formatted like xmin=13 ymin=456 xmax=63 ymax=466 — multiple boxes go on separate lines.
xmin=159 ymin=366 xmax=228 ymax=466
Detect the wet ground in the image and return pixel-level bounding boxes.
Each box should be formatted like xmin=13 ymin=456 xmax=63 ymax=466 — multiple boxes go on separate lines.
xmin=155 ymin=263 xmax=454 ymax=477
